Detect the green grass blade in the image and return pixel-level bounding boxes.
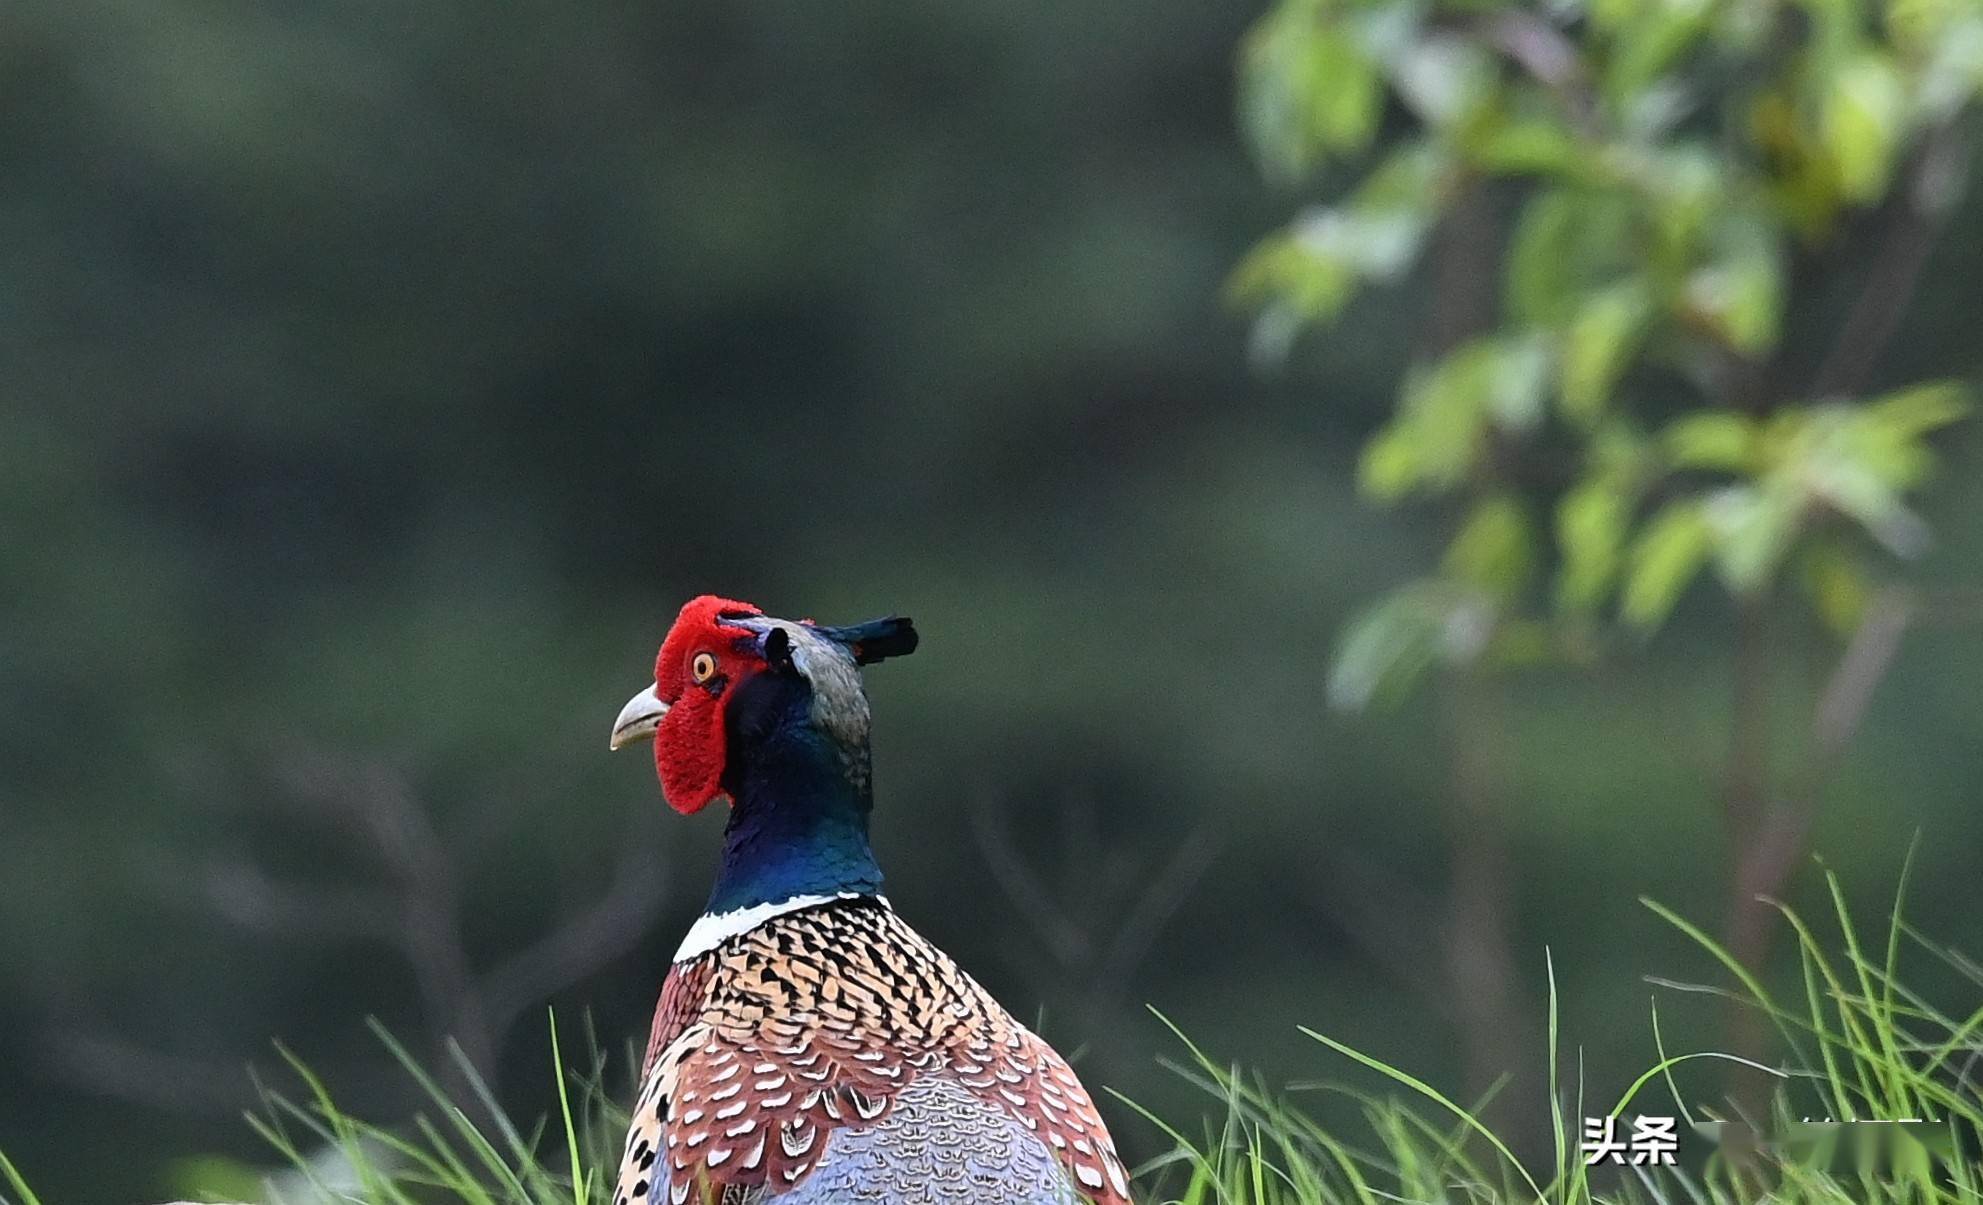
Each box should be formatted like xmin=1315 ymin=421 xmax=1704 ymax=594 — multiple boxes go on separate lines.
xmin=0 ymin=1149 xmax=43 ymax=1205
xmin=1641 ymin=897 xmax=1812 ymax=1071
xmin=1298 ymin=1026 xmax=1548 ymax=1203
xmin=1547 ymin=948 xmax=1566 ymax=1194
xmin=551 ymin=1008 xmax=590 ymax=1205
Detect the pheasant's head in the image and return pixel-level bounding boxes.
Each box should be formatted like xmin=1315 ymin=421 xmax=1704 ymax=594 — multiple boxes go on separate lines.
xmin=609 ymin=594 xmax=918 ymax=816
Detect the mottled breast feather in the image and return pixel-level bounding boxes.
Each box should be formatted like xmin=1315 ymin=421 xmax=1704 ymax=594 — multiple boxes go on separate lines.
xmin=615 ymin=899 xmax=1132 ymax=1205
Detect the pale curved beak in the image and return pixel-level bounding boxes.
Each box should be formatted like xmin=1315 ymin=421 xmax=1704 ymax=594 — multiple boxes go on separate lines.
xmin=609 ymin=684 xmax=669 ymax=751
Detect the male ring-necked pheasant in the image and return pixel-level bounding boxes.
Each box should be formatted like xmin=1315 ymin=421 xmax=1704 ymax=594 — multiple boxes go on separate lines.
xmin=607 ymin=595 xmax=1132 ymax=1205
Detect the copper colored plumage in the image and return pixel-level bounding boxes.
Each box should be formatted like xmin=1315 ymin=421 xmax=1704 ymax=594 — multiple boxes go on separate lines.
xmin=616 ymin=900 xmax=1130 ymax=1204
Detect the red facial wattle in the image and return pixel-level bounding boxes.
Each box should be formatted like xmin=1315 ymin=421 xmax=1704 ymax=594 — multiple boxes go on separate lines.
xmin=653 ymin=691 xmax=725 ymax=814
xmin=649 ymin=594 xmax=765 ymax=815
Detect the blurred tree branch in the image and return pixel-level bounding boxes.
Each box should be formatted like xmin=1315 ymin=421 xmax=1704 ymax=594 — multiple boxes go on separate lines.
xmin=1298 ymin=852 xmax=1452 ymax=1010
xmin=1810 ymin=119 xmax=1970 ymax=401
xmin=1723 ymin=587 xmax=1915 ymax=1086
xmin=1425 ymin=170 xmax=1537 ymax=1142
xmin=971 ymin=791 xmax=1216 ymax=1044
xmin=134 ymin=745 xmax=668 ymax=1108
xmin=1717 ymin=116 xmax=1969 ymax=1091
xmin=42 ymin=1031 xmax=257 ymax=1117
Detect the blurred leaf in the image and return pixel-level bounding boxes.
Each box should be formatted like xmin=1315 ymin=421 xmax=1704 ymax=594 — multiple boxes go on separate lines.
xmin=1468 ymin=116 xmax=1588 ymax=178
xmin=1618 ymin=78 xmax=1696 ymax=142
xmin=1482 ymin=618 xmax=1561 ymax=669
xmin=1644 ymin=143 xmax=1724 ymax=260
xmin=1589 ymin=0 xmax=1639 ymax=32
xmin=1238 ymin=3 xmax=1384 ymax=181
xmin=1359 ymin=361 xmax=1478 ymax=498
xmin=1329 ymin=584 xmax=1448 ymax=710
xmin=1443 ymin=493 xmax=1535 ymax=602
xmin=1245 ymin=300 xmax=1311 ymax=368
xmin=1230 ymin=142 xmax=1449 ymax=344
xmin=1771 ymin=402 xmax=1946 ymax=556
xmin=1750 ymin=87 xmax=1845 ymax=236
xmin=1704 ymin=482 xmax=1802 ymax=593
xmin=1603 ymin=0 xmax=1715 ymax=110
xmin=1359 ymin=333 xmax=1552 ymax=500
xmin=1555 ymin=475 xmax=1633 ymax=611
xmin=1663 ymin=411 xmax=1760 ymax=472
xmin=1913 ymin=11 xmax=1983 ymax=120
xmin=1862 ymin=381 xmax=1972 ymax=441
xmin=1810 ymin=450 xmax=1930 ymax=557
xmin=1822 ymin=50 xmax=1907 ymax=203
xmin=1309 ymin=31 xmax=1384 ymax=150
xmin=1891 ymin=0 xmax=1969 ymax=54
xmin=1560 ymin=281 xmax=1652 ymax=424
xmin=1360 ymin=421 xmax=1430 ymax=500
xmin=1683 ymin=213 xmax=1783 ymax=355
xmin=1479 ymin=331 xmax=1555 ymax=432
xmin=1508 ymin=191 xmax=1580 ymax=326
xmin=1507 ymin=189 xmax=1637 ymax=326
xmin=1802 ymin=385 xmax=1969 ymax=509
xmin=1355 ymin=139 xmax=1452 ymax=209
xmin=1590 ymin=417 xmax=1653 ymax=473
xmin=1623 ymin=498 xmax=1713 ymax=629
xmin=1294 ymin=206 xmax=1429 ymax=279
xmin=1329 ymin=581 xmax=1497 ymax=709
xmin=1392 ymin=33 xmax=1498 ymax=131
xmin=1229 ymin=226 xmax=1359 ymax=328
xmin=1798 ymin=540 xmax=1874 ymax=637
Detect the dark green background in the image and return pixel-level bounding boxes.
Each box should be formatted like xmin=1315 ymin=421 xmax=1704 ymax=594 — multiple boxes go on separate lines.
xmin=2 ymin=3 xmax=1979 ymax=1200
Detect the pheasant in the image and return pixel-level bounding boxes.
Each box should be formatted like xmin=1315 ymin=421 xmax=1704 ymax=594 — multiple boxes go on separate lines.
xmin=607 ymin=595 xmax=1132 ymax=1205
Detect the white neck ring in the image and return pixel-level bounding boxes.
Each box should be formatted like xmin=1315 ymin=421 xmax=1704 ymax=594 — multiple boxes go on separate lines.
xmin=672 ymin=892 xmax=888 ymax=962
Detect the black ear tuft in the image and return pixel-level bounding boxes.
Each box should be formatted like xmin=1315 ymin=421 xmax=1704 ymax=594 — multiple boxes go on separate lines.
xmin=817 ymin=616 xmax=919 ymax=666
xmin=763 ymin=626 xmax=797 ymax=673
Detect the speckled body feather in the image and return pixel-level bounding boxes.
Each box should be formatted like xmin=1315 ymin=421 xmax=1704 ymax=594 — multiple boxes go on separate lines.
xmin=614 ymin=898 xmax=1131 ymax=1205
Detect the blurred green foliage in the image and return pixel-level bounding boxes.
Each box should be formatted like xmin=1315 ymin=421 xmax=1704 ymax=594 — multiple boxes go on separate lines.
xmin=1233 ymin=0 xmax=1980 ymax=707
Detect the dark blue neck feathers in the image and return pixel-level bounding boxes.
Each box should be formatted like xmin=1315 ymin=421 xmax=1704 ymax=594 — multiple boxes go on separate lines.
xmin=705 ymin=670 xmax=883 ymax=915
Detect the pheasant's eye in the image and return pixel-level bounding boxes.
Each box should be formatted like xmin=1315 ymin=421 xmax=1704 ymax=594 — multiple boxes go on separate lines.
xmin=691 ymin=652 xmax=718 ymax=684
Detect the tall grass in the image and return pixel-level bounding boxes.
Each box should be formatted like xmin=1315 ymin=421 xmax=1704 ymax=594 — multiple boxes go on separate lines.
xmin=1138 ymin=866 xmax=1983 ymax=1204
xmin=239 ymin=1011 xmax=628 ymax=1205
xmin=1 ymin=872 xmax=1977 ymax=1204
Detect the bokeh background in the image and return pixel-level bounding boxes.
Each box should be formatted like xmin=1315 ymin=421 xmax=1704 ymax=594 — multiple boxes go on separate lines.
xmin=3 ymin=2 xmax=1980 ymax=1201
